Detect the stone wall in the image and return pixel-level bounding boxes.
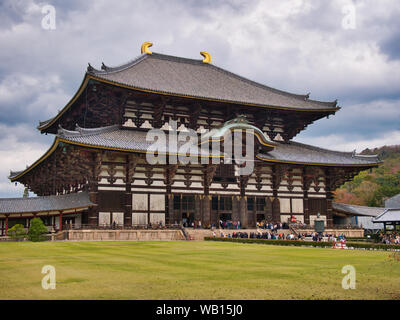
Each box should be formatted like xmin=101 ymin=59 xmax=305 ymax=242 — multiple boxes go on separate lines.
xmin=65 ymin=229 xmax=185 ymax=241
xmin=295 ymin=228 xmax=364 ymax=237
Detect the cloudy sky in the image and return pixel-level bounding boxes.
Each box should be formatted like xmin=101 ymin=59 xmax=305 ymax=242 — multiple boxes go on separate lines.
xmin=0 ymin=0 xmax=399 ymax=197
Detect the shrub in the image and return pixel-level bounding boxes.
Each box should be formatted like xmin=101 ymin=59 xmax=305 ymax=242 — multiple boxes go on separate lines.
xmin=204 ymin=237 xmax=400 ymax=251
xmin=28 ymin=218 xmax=49 ymax=242
xmin=7 ymin=224 xmax=27 ymax=240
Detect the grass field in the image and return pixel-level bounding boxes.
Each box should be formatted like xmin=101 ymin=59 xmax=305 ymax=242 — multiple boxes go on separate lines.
xmin=0 ymin=241 xmax=399 ymax=300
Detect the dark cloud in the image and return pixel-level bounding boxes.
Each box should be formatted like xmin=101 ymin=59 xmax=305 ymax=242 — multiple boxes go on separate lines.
xmin=0 ymin=0 xmax=399 ymax=197
xmin=380 ymin=32 xmax=400 ymax=60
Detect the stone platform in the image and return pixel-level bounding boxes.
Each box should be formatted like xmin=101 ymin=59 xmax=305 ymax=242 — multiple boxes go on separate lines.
xmin=59 ymin=229 xmax=185 ymax=241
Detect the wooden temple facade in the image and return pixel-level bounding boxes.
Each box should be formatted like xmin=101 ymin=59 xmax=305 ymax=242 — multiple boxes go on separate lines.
xmin=2 ymin=43 xmax=382 ymax=235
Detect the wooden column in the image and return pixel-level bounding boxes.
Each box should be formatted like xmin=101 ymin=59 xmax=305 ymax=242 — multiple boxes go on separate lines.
xmin=302 ymin=167 xmax=311 ymax=225
xmin=202 ymin=195 xmax=212 ymax=228
xmin=232 ymin=196 xmax=240 ymax=222
xmin=59 ymin=212 xmax=63 ymax=231
xmin=239 ymin=196 xmax=248 ymax=228
xmin=88 ymin=153 xmax=102 ymax=226
xmin=168 ymin=194 xmax=174 ymax=224
xmin=271 ymin=165 xmax=281 ymax=222
xmin=124 ymin=155 xmax=136 ymax=227
xmin=202 ymin=164 xmax=217 ymax=228
xmin=324 ymin=170 xmax=334 ymax=228
xmin=194 ymin=195 xmax=201 ymax=226
xmin=165 ymin=164 xmax=177 ymax=225
xmin=5 ymin=215 xmax=9 ymax=236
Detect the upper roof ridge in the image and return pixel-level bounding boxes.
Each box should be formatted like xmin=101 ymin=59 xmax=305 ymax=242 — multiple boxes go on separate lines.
xmin=87 ymin=53 xmax=149 ymax=75
xmin=88 ymin=51 xmax=337 ymax=106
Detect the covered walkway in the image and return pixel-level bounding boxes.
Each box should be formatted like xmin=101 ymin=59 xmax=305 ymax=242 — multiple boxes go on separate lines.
xmin=0 ymin=192 xmax=95 ymax=236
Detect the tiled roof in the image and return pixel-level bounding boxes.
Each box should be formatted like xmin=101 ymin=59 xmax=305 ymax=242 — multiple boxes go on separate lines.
xmin=57 ymin=125 xmax=222 ymax=157
xmin=373 ymin=208 xmax=400 ymax=223
xmin=87 ymin=52 xmax=339 ymax=111
xmin=258 ymin=141 xmax=381 ymax=166
xmin=0 ymin=192 xmax=94 ymax=214
xmin=10 ymin=124 xmax=381 ymax=183
xmin=332 ymin=202 xmax=386 ymax=217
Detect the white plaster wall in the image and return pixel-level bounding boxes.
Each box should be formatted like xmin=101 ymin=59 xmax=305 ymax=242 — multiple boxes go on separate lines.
xmin=150 ymin=194 xmax=165 ymax=211
xmin=99 ymin=212 xmax=111 ymax=225
xmin=132 ymin=212 xmax=148 ymax=225
xmin=112 ymin=212 xmax=124 ymax=225
xmin=280 ymin=215 xmax=291 ymax=223
xmin=292 ymin=198 xmax=304 ymax=213
xmin=150 ymin=213 xmax=165 ymax=225
xmin=132 ymin=194 xmax=148 ymax=211
xmin=280 ymin=198 xmax=291 ymax=213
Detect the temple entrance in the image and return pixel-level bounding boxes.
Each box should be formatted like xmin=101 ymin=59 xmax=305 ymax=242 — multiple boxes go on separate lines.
xmin=182 ymin=212 xmax=194 ymax=227
xmin=212 ymin=196 xmax=233 ymax=227
xmin=256 ymin=213 xmax=265 ymax=222
xmin=173 ymin=195 xmax=195 ymax=225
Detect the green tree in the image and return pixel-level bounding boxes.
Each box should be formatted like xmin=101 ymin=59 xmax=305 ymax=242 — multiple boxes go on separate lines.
xmin=7 ymin=224 xmax=27 ymax=240
xmin=28 ymin=218 xmax=49 ymax=242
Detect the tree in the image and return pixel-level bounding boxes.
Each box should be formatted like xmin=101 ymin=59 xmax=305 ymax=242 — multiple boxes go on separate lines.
xmin=28 ymin=218 xmax=49 ymax=242
xmin=23 ymin=187 xmax=29 ymax=198
xmin=7 ymin=224 xmax=27 ymax=241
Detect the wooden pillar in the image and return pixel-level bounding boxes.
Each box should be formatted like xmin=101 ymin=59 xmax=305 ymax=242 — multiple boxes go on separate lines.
xmin=271 ymin=165 xmax=281 ymax=222
xmin=168 ymin=194 xmax=174 ymax=224
xmin=239 ymin=196 xmax=248 ymax=228
xmin=202 ymin=164 xmax=216 ymax=228
xmin=194 ymin=195 xmax=201 ymax=225
xmin=88 ymin=184 xmax=99 ymax=226
xmin=88 ymin=153 xmax=101 ymax=226
xmin=302 ymin=168 xmax=311 ymax=225
xmin=59 ymin=212 xmax=63 ymax=231
xmin=147 ymin=194 xmax=151 ymax=226
xmin=5 ymin=215 xmax=9 ymax=236
xmin=272 ymin=197 xmax=280 ymax=222
xmin=232 ymin=196 xmax=240 ymax=222
xmin=324 ymin=170 xmax=334 ymax=228
xmin=124 ymin=155 xmax=135 ymax=227
xmin=202 ymin=195 xmax=212 ymax=228
xmin=303 ymin=193 xmax=310 ymax=225
xmin=165 ymin=164 xmax=177 ymax=225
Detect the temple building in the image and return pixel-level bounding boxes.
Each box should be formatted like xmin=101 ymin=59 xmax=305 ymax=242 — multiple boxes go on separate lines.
xmin=1 ymin=42 xmax=382 ymax=236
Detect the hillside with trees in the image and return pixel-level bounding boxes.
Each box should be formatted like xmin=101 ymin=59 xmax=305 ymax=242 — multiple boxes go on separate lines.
xmin=334 ymin=145 xmax=400 ymax=207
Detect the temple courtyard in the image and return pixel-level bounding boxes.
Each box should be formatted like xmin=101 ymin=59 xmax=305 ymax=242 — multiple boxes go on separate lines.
xmin=0 ymin=241 xmax=399 ymax=300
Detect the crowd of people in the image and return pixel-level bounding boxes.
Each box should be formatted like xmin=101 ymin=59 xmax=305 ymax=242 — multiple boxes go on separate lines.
xmin=215 ymin=230 xmax=348 ymax=243
xmin=218 ymin=220 xmax=291 ymax=230
xmin=255 ymin=221 xmax=290 ymax=230
xmin=380 ymin=232 xmax=400 ymax=244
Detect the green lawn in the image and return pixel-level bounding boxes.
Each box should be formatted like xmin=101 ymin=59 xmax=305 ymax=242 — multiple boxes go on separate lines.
xmin=0 ymin=241 xmax=399 ymax=300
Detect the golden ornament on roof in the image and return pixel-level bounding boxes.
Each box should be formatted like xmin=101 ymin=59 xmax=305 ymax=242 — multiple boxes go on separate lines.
xmin=141 ymin=41 xmax=153 ymax=55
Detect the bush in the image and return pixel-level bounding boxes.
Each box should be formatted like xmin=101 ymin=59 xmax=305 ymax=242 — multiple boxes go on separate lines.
xmin=7 ymin=224 xmax=27 ymax=240
xmin=204 ymin=237 xmax=400 ymax=251
xmin=28 ymin=218 xmax=49 ymax=242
